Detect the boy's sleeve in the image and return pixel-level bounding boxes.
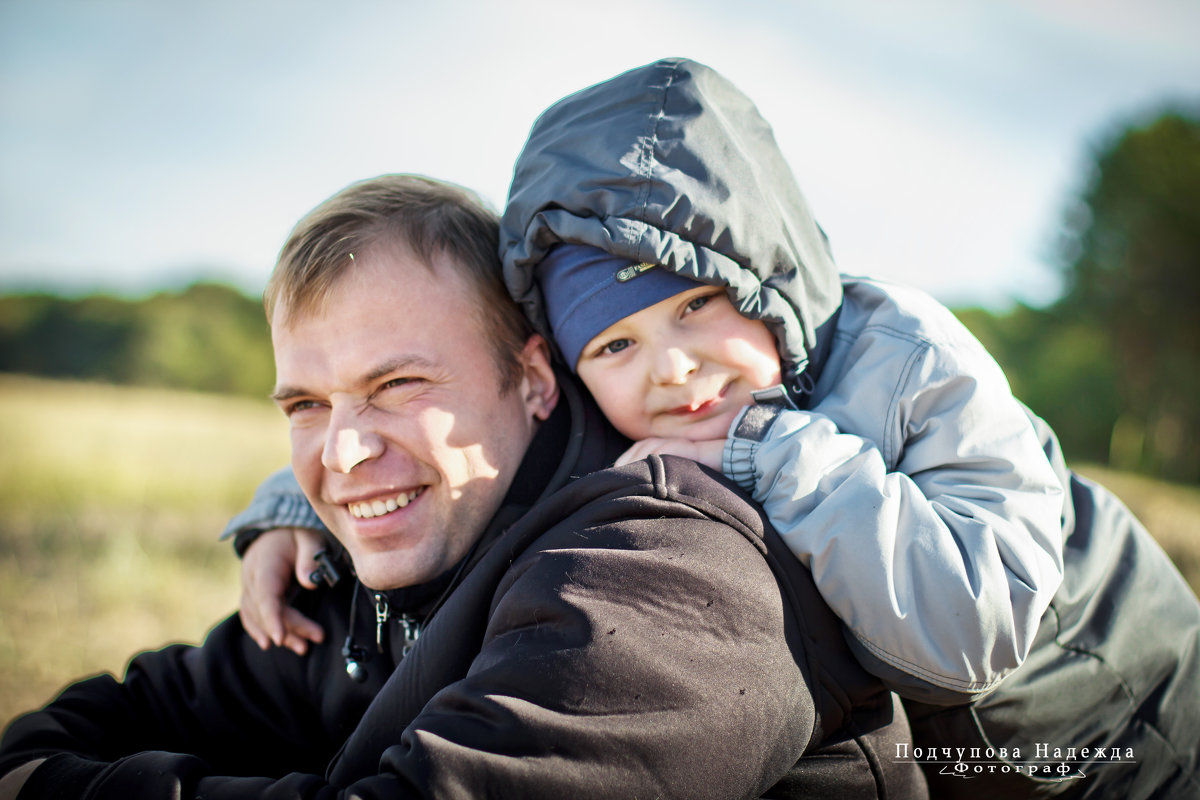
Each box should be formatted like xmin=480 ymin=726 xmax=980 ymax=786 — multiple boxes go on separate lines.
xmin=218 ymin=466 xmax=327 ymax=556
xmin=723 ymin=339 xmax=1064 ymax=705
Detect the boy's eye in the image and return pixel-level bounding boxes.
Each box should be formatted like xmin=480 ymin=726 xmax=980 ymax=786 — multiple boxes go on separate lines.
xmin=602 ymin=338 xmax=631 ymax=355
xmin=685 ymin=294 xmax=713 ymax=313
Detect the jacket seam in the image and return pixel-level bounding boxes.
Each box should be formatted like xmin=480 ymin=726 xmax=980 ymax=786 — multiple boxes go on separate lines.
xmin=850 ymin=630 xmax=999 ymax=693
xmin=884 ymin=337 xmax=930 ymax=469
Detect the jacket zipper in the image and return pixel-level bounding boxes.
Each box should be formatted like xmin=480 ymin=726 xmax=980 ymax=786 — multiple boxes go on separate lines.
xmin=373 ymin=592 xmax=421 ymax=656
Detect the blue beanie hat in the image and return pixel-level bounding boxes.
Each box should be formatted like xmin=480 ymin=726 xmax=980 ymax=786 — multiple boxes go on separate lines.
xmin=537 ymin=244 xmax=700 ymax=369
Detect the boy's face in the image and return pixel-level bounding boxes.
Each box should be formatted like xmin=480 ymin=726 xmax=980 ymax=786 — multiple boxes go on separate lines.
xmin=575 ymin=285 xmax=782 ymax=442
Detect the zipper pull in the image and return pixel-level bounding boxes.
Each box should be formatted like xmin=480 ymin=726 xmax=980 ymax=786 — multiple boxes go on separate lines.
xmin=373 ymin=592 xmax=390 ymax=653
xmin=396 ymin=613 xmax=421 ymax=656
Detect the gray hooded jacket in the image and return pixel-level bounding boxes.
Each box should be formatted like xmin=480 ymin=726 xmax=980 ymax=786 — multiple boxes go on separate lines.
xmin=501 ymin=58 xmax=1200 ymax=797
xmin=500 ymin=57 xmax=1062 ymax=702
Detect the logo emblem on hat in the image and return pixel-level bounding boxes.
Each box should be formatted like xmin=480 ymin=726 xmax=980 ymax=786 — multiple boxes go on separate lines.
xmin=614 ymin=262 xmax=657 ymax=282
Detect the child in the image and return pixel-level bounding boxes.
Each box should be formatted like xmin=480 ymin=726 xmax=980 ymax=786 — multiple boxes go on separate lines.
xmin=231 ymin=59 xmax=1200 ymax=795
xmin=524 ymin=240 xmax=1063 ymax=705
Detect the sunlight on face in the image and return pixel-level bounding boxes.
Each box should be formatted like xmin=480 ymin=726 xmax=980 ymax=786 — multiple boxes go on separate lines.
xmin=271 ymin=246 xmax=551 ymax=590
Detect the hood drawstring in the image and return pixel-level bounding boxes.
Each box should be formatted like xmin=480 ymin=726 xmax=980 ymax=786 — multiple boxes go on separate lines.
xmin=342 ymin=583 xmax=370 ymax=683
xmin=789 ymin=370 xmax=816 ymax=405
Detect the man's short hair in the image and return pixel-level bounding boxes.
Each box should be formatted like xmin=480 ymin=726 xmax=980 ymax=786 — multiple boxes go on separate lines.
xmin=265 ymin=174 xmax=533 ymax=392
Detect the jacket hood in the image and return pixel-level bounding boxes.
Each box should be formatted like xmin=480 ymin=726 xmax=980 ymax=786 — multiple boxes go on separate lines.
xmin=501 ymin=57 xmax=843 ymax=394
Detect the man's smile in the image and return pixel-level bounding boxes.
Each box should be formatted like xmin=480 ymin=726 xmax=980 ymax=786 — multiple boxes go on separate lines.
xmin=346 ymin=487 xmax=425 ymax=519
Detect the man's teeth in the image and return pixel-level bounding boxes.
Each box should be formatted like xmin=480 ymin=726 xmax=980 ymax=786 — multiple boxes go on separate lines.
xmin=349 ymin=489 xmax=422 ymax=519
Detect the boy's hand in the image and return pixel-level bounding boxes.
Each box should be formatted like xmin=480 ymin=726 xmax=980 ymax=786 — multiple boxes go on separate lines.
xmin=615 ymin=437 xmax=724 ymax=471
xmin=240 ymin=528 xmax=327 ymax=655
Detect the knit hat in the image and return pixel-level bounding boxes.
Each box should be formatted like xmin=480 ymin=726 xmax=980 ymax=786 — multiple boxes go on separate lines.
xmin=537 ymin=244 xmax=699 ymax=369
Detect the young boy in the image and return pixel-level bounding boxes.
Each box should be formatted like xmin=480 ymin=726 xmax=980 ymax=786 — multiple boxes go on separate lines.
xmin=526 ymin=240 xmax=1063 ymax=706
xmin=231 ymin=59 xmax=1200 ymax=796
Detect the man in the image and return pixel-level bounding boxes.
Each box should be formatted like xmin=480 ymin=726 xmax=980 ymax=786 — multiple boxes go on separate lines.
xmin=0 ymin=175 xmax=924 ymax=798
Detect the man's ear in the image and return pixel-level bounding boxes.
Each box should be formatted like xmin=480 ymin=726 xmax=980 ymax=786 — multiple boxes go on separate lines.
xmin=518 ymin=334 xmax=559 ymax=422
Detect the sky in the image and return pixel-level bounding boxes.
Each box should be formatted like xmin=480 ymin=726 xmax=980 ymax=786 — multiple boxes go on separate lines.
xmin=1 ymin=0 xmax=1198 ymax=310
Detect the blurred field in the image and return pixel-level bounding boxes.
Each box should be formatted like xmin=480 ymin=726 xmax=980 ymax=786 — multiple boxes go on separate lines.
xmin=0 ymin=375 xmax=290 ymax=728
xmin=1 ymin=376 xmax=1198 ymax=732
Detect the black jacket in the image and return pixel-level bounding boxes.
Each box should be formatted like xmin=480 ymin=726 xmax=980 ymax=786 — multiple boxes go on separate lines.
xmin=0 ymin=376 xmax=926 ymax=799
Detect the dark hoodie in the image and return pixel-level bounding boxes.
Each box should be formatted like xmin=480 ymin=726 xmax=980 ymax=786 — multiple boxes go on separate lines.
xmin=0 ymin=374 xmax=928 ymax=798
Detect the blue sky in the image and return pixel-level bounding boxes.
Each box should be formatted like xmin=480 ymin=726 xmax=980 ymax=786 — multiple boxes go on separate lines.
xmin=1 ymin=0 xmax=1197 ymax=309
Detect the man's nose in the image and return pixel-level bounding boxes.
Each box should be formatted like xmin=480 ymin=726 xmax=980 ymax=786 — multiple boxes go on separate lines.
xmin=322 ymin=410 xmax=384 ymax=473
xmin=651 ymin=346 xmax=698 ymax=385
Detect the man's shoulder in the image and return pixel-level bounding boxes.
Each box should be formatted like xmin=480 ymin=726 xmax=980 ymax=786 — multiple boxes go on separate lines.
xmin=535 ymin=455 xmax=770 ymax=546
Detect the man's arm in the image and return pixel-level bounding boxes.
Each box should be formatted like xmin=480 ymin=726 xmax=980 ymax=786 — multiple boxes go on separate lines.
xmin=0 ymin=596 xmax=369 ymax=799
xmin=0 ymin=758 xmax=43 ymax=800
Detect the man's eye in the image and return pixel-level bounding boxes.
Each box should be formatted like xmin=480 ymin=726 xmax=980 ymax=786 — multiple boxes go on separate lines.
xmin=286 ymin=400 xmax=320 ymax=415
xmin=379 ymin=376 xmax=428 ymax=394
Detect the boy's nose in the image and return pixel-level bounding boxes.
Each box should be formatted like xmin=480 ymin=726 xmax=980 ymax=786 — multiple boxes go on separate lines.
xmin=652 ymin=346 xmax=698 ymax=385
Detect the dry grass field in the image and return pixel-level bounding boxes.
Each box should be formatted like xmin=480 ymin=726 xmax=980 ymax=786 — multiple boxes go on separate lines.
xmin=1 ymin=375 xmax=1197 ymax=731
xmin=0 ymin=375 xmax=290 ymax=726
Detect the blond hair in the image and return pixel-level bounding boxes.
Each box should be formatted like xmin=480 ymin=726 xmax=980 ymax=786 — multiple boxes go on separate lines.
xmin=265 ymin=175 xmax=532 ymax=391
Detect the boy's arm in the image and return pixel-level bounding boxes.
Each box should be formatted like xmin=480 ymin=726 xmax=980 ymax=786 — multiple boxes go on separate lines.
xmin=723 ymin=342 xmax=1064 ymax=705
xmin=222 ymin=466 xmax=330 ymax=650
xmin=219 ymin=466 xmax=328 ymax=554
xmin=239 ymin=528 xmax=327 ymax=653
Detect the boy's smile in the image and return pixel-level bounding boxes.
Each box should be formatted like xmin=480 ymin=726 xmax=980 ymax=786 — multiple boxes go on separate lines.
xmin=575 ymin=285 xmax=782 ymax=443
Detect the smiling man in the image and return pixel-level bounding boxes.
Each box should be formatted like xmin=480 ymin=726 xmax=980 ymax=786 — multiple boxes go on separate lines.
xmin=269 ymin=242 xmax=551 ymax=593
xmin=0 ymin=175 xmax=925 ymax=799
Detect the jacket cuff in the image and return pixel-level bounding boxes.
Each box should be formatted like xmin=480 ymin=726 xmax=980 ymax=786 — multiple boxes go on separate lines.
xmin=17 ymin=753 xmax=106 ymax=799
xmin=219 ymin=469 xmax=327 ymax=557
xmin=722 ymin=404 xmax=783 ymax=495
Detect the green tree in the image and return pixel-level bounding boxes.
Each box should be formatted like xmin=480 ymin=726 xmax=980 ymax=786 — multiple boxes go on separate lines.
xmin=954 ymin=305 xmax=1120 ymax=466
xmin=0 ymin=283 xmax=274 ymax=398
xmin=0 ymin=294 xmax=140 ymax=382
xmin=1057 ymin=109 xmax=1200 ymax=481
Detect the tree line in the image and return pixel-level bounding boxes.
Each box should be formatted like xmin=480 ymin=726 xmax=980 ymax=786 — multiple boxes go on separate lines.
xmin=0 ymin=282 xmax=275 ymax=398
xmin=2 ymin=109 xmax=1197 ymax=483
xmin=965 ymin=109 xmax=1200 ymax=484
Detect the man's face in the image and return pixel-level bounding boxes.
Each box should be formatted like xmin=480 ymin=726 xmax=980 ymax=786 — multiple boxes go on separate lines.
xmin=271 ymin=244 xmax=555 ymax=590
